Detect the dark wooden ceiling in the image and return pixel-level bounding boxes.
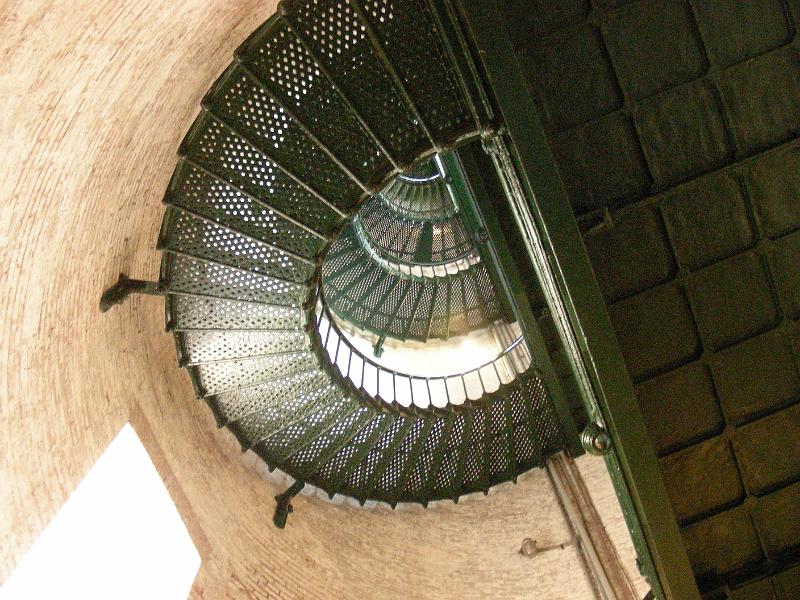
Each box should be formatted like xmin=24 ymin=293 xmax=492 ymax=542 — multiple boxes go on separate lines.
xmin=500 ymin=0 xmax=800 ymax=596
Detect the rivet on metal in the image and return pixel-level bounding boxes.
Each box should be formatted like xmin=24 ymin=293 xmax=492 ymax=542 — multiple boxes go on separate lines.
xmin=581 ymin=423 xmax=612 ymax=456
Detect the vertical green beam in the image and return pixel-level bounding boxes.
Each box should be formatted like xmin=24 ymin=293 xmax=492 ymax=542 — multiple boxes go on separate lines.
xmin=412 ymin=221 xmax=434 ymax=263
xmin=454 ymin=2 xmax=701 ymax=599
xmin=438 ymin=152 xmax=515 ymax=321
xmin=444 ymin=149 xmax=582 ymax=457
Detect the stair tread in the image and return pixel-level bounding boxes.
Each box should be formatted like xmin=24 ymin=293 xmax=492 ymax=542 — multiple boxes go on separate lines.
xmin=164 ymin=195 xmax=325 ymax=263
xmin=205 ymin=68 xmax=365 ymax=207
xmin=193 ymin=350 xmax=318 ymax=396
xmin=173 ymin=157 xmax=342 ymax=233
xmin=234 ymin=384 xmax=341 ymax=448
xmin=237 ymin=13 xmax=392 ymax=183
xmin=164 ymin=253 xmax=306 ymax=307
xmin=210 ymin=369 xmax=330 ymax=425
xmin=284 ymin=0 xmax=427 ymax=165
xmin=166 ymin=293 xmax=305 ymax=332
xmin=322 ymin=225 xmax=502 ymax=341
xmin=161 ymin=209 xmax=316 ymax=284
xmin=179 ymin=329 xmax=308 ymax=365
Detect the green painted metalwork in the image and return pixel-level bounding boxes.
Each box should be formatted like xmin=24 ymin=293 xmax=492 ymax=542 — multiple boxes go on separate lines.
xmin=381 ymin=165 xmax=457 ymax=220
xmin=273 ymin=480 xmax=305 ymax=529
xmin=115 ymin=0 xmax=611 ymax=524
xmin=321 ymin=223 xmax=501 ymax=341
xmin=447 ymin=146 xmax=583 ymax=458
xmin=354 ymin=196 xmax=471 ymax=266
xmin=453 ymin=1 xmax=701 ymax=598
xmin=99 ymin=274 xmax=163 ymax=312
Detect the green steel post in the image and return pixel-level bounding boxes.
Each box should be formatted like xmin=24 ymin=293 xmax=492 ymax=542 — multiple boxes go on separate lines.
xmin=453 ymin=1 xmax=701 ymax=598
xmin=446 ymin=148 xmax=583 ymax=457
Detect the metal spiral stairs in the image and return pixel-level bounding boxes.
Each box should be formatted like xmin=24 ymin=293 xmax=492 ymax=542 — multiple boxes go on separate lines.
xmin=324 ymin=159 xmax=501 ymax=341
xmin=102 ymin=0 xmax=577 ymax=524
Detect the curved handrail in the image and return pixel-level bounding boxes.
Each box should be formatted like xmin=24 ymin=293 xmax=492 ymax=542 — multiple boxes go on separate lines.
xmin=381 ymin=159 xmax=458 ymax=220
xmin=395 ymin=156 xmax=441 ymax=184
xmin=396 ymin=172 xmax=442 ymax=184
xmin=314 ymin=289 xmax=532 ymax=410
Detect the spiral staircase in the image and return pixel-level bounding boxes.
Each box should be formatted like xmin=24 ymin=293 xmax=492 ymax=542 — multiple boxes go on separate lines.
xmin=324 ymin=164 xmax=500 ymax=341
xmin=97 ymin=0 xmax=581 ymax=518
xmin=91 ymin=0 xmax=723 ymax=596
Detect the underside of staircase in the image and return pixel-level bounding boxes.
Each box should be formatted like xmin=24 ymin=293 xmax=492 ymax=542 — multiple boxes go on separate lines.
xmin=155 ymin=0 xmax=572 ymax=511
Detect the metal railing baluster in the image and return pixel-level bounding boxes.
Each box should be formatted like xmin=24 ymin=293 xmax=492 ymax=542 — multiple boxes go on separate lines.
xmin=314 ymin=290 xmax=530 ymax=409
xmin=425 ymin=378 xmax=432 ymax=409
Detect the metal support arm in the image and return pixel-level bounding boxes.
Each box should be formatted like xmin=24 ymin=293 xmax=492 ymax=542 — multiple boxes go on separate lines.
xmin=99 ymin=273 xmax=163 ymax=312
xmin=273 ymin=480 xmax=305 ymax=529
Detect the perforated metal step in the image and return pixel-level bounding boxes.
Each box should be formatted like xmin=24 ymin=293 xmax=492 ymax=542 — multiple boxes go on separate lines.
xmin=381 ymin=158 xmax=456 ymax=220
xmin=357 ymin=194 xmax=473 ymax=266
xmin=323 ymin=224 xmax=502 ymax=340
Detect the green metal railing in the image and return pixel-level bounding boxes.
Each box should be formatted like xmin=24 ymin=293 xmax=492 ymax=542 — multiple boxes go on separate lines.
xmin=316 ymin=289 xmax=532 ymax=410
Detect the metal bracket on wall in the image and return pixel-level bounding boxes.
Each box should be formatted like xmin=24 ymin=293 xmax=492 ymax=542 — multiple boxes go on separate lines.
xmin=273 ymin=480 xmax=306 ymax=529
xmin=99 ymin=273 xmax=164 ymax=312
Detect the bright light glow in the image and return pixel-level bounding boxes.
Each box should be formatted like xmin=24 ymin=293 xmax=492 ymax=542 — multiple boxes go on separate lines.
xmin=344 ymin=325 xmax=502 ymax=378
xmin=1 ymin=424 xmax=201 ymax=600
